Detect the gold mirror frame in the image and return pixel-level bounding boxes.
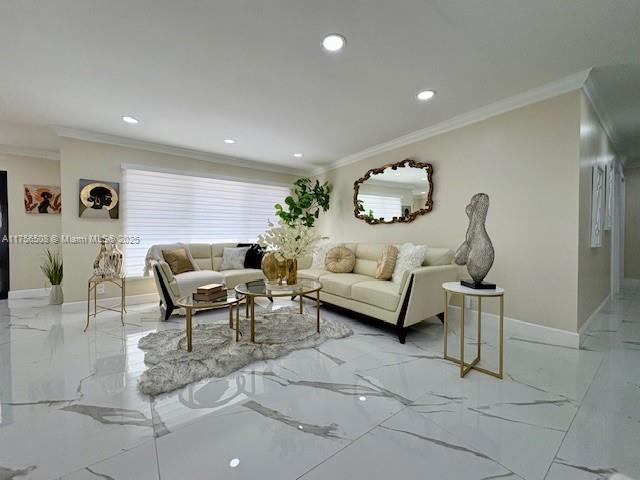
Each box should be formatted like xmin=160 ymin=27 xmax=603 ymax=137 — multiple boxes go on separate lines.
xmin=353 ymin=159 xmax=434 ymax=225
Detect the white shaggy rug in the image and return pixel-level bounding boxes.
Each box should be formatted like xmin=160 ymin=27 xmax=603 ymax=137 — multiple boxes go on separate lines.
xmin=137 ymin=306 xmax=352 ymax=395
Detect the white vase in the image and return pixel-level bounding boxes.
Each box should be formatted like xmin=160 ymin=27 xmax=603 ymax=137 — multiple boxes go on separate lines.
xmin=49 ymin=285 xmax=63 ymax=305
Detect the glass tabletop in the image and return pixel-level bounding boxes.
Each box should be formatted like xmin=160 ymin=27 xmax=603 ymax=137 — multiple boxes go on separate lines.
xmin=235 ymin=279 xmax=322 ymax=297
xmin=177 ymin=290 xmax=242 ymax=308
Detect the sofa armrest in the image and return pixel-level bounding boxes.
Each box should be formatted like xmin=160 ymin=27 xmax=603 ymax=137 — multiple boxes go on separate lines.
xmin=402 ymin=264 xmax=459 ymax=327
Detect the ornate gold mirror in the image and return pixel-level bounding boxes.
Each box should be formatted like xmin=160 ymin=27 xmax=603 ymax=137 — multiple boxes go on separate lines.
xmin=353 ymin=159 xmax=433 ymax=224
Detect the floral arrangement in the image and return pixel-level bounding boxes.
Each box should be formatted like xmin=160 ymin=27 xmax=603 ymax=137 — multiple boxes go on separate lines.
xmin=258 ymin=218 xmax=321 ymax=260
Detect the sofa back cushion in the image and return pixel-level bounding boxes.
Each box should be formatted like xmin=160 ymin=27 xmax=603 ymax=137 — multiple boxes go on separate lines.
xmin=424 ymin=247 xmax=454 ymax=266
xmin=353 ymin=243 xmax=386 ymax=277
xmin=188 ymin=243 xmax=214 ymax=270
xmin=211 ymin=243 xmax=239 ymax=270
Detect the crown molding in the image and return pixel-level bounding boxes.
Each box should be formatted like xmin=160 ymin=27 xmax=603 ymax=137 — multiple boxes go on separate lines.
xmin=50 ymin=126 xmax=310 ymax=177
xmin=313 ymin=69 xmax=592 ymax=175
xmin=0 ymin=144 xmax=60 ymax=161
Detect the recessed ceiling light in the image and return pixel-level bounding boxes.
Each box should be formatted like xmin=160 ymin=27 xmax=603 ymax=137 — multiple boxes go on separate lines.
xmin=224 ymin=139 xmax=235 ymax=144
xmin=121 ymin=115 xmax=139 ymax=124
xmin=229 ymin=458 xmax=240 ymax=468
xmin=417 ymin=90 xmax=436 ymax=101
xmin=322 ymin=34 xmax=346 ymax=52
xmin=293 ymin=153 xmax=303 ymax=158
xmin=359 ymin=396 xmax=367 ymax=402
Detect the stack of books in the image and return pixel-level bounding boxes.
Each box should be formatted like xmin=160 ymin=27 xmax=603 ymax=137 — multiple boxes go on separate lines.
xmin=193 ymin=283 xmax=227 ymax=303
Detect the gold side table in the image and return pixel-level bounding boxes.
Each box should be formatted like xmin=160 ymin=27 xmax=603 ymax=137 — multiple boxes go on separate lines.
xmin=442 ymin=282 xmax=505 ymax=379
xmin=84 ymin=274 xmax=126 ymax=332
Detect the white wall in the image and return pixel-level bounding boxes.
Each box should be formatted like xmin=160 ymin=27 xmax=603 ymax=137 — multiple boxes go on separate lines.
xmin=0 ymin=154 xmax=61 ymax=291
xmin=625 ymin=167 xmax=640 ymax=279
xmin=577 ymin=92 xmax=614 ymax=329
xmin=316 ymin=91 xmax=582 ymax=333
xmin=59 ymin=138 xmax=298 ymax=303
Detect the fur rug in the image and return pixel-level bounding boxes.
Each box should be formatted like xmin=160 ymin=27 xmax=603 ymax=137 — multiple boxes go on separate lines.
xmin=137 ymin=306 xmax=352 ymax=395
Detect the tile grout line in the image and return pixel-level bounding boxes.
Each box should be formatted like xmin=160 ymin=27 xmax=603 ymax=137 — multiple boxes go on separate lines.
xmin=151 ymin=397 xmax=163 ymax=480
xmin=540 ymin=352 xmax=606 ymax=480
xmin=295 ymin=405 xmax=410 ymax=479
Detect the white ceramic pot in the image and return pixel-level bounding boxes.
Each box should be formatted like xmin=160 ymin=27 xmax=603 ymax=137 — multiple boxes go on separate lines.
xmin=49 ymin=285 xmax=64 ymax=305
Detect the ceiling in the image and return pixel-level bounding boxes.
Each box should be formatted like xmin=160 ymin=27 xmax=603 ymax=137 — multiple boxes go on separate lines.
xmin=587 ymin=65 xmax=640 ymax=166
xmin=1 ymin=1 xmax=639 ymax=170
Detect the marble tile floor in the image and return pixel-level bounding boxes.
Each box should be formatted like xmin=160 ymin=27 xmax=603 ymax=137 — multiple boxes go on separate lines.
xmin=0 ymin=288 xmax=639 ymax=480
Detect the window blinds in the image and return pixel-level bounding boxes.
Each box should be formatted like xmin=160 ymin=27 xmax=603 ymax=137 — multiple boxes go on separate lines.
xmin=122 ymin=168 xmax=289 ymax=276
xmin=358 ymin=194 xmax=402 ymax=220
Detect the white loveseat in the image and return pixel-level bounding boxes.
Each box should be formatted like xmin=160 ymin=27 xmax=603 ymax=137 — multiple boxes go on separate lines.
xmin=297 ymin=243 xmax=458 ymax=343
xmin=147 ymin=243 xmax=264 ymax=320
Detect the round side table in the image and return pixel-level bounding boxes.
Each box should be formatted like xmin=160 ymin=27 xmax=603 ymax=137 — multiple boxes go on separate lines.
xmin=442 ymin=282 xmax=505 ymax=379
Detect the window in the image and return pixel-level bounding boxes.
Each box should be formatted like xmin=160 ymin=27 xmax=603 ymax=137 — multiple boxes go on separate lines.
xmin=358 ymin=194 xmax=402 ymax=219
xmin=122 ymin=167 xmax=289 ymax=276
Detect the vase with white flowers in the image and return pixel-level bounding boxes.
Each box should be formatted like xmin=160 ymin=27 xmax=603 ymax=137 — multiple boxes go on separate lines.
xmin=258 ymin=218 xmax=321 ymax=286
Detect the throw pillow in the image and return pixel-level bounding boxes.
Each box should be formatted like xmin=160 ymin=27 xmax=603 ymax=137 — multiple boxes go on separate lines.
xmin=375 ymin=245 xmax=399 ymax=280
xmin=391 ymin=243 xmax=427 ymax=284
xmin=325 ymin=246 xmax=356 ymax=273
xmin=162 ymin=248 xmax=195 ymax=275
xmin=312 ymin=242 xmax=342 ymax=269
xmin=237 ymin=243 xmax=265 ymax=269
xmin=220 ymin=247 xmax=250 ymax=270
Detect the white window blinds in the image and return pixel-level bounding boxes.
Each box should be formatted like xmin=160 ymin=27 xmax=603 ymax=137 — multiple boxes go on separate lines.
xmin=358 ymin=194 xmax=402 ymax=220
xmin=122 ymin=168 xmax=289 ymax=276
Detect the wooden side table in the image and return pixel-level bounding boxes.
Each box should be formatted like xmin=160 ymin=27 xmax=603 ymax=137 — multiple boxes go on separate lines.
xmin=84 ymin=274 xmax=126 ymax=332
xmin=442 ymin=282 xmax=505 ymax=379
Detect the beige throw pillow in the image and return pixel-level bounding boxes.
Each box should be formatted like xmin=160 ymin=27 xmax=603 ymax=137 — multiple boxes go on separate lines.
xmin=162 ymin=248 xmax=195 ymax=275
xmin=325 ymin=246 xmax=356 ymax=273
xmin=375 ymin=245 xmax=398 ymax=280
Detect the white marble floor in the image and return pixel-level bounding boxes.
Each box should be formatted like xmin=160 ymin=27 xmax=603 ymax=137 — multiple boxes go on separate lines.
xmin=1 ymin=286 xmax=639 ymax=480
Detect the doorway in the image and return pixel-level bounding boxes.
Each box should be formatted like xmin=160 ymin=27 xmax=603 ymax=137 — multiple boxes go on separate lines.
xmin=0 ymin=171 xmax=9 ymax=299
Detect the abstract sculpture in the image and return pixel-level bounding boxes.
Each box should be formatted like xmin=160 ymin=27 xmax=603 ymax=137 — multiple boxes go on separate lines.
xmin=454 ymin=193 xmax=496 ymax=289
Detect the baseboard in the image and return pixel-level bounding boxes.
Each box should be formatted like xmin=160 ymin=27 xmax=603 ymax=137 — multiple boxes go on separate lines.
xmin=578 ymin=294 xmax=610 ymax=346
xmin=623 ymin=278 xmax=640 ymax=288
xmin=446 ymin=305 xmax=580 ymax=349
xmin=8 ymin=288 xmax=50 ymax=299
xmin=61 ymin=292 xmax=159 ymax=312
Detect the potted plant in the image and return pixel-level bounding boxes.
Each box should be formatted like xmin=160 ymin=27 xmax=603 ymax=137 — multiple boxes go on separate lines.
xmin=41 ymin=249 xmax=63 ymax=305
xmin=274 ymin=177 xmax=331 ymax=228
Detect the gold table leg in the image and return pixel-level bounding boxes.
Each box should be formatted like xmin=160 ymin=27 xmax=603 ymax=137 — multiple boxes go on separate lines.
xmin=228 ymin=303 xmax=233 ymax=328
xmin=84 ymin=282 xmax=91 ymax=332
xmin=120 ymin=278 xmax=125 ymax=326
xmin=250 ymin=296 xmax=256 ymax=343
xmin=299 ymin=294 xmax=303 ymax=314
xmin=235 ymin=300 xmax=241 ymax=341
xmin=186 ymin=307 xmax=193 ymax=352
xmin=443 ymin=291 xmax=502 ymax=379
xmin=316 ymin=290 xmax=320 ymax=333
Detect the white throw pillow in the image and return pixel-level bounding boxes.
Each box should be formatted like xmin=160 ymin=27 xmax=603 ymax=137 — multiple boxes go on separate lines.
xmin=312 ymin=242 xmax=343 ymax=270
xmin=391 ymin=243 xmax=427 ymax=284
xmin=220 ymin=247 xmax=250 ymax=271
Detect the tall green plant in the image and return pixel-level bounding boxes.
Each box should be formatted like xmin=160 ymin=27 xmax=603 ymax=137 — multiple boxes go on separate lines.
xmin=275 ymin=177 xmax=331 ymax=228
xmin=41 ymin=249 xmax=63 ymax=286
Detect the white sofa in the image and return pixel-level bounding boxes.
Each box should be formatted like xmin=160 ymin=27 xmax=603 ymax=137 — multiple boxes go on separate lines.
xmin=298 ymin=243 xmax=458 ymax=343
xmin=148 ymin=242 xmax=458 ymax=343
xmin=147 ymin=243 xmax=264 ymax=320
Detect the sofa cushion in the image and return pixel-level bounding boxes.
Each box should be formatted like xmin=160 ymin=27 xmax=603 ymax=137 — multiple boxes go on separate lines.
xmin=219 ymin=269 xmax=263 ymax=288
xmin=319 ymin=273 xmax=372 ymax=298
xmin=351 ymin=280 xmax=402 ymax=311
xmin=353 ymin=243 xmax=386 ymax=276
xmin=188 ymin=243 xmax=214 ymax=270
xmin=325 ymin=246 xmax=356 ymax=273
xmin=162 ymin=248 xmax=195 ymax=275
xmin=298 ymin=268 xmax=327 ymax=281
xmin=375 ymin=245 xmax=398 ymax=280
xmin=221 ymin=247 xmax=250 ymax=270
xmin=237 ymin=243 xmax=265 ymax=269
xmin=174 ymin=270 xmax=225 ymax=297
xmin=424 ymin=247 xmax=454 ymax=266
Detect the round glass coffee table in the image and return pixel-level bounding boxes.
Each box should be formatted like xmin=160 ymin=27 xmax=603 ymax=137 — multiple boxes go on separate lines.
xmin=176 ymin=290 xmax=244 ymax=352
xmin=234 ymin=280 xmax=322 ymax=343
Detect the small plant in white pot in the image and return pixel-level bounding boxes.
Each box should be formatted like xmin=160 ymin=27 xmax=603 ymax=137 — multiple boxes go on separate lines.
xmin=41 ymin=249 xmax=63 ymax=305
